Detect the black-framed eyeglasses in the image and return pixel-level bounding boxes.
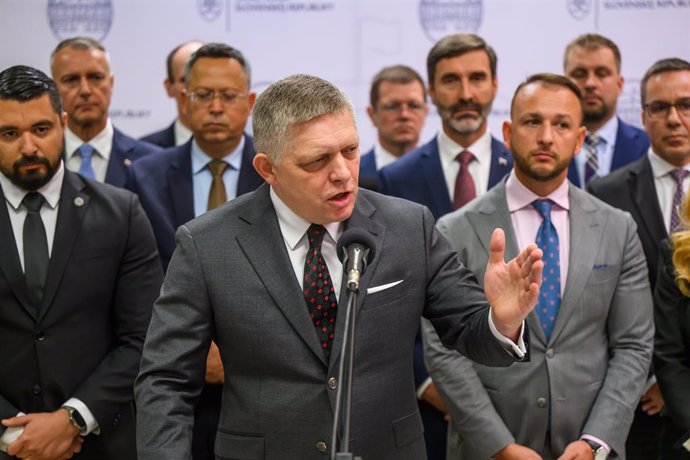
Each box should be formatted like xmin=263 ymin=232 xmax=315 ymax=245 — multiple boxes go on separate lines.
xmin=379 ymin=101 xmax=426 ymax=114
xmin=186 ymin=89 xmax=247 ymax=108
xmin=644 ymin=98 xmax=690 ymax=119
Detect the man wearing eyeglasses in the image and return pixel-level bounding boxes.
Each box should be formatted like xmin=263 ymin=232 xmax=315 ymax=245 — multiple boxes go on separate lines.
xmin=140 ymin=41 xmax=204 ymax=148
xmin=50 ymin=37 xmax=160 ymax=188
xmin=589 ymin=58 xmax=690 ymax=460
xmin=359 ymin=65 xmax=429 ymax=189
xmin=126 ymin=42 xmax=264 ymax=460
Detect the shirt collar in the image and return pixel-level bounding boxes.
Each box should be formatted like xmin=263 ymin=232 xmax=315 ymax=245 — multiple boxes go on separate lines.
xmin=505 ymin=169 xmax=570 ymax=213
xmin=190 ymin=135 xmax=246 ymax=175
xmin=648 ymin=147 xmax=690 ymax=179
xmin=64 ymin=119 xmax=113 ymax=161
xmin=269 ymin=187 xmax=343 ymax=250
xmin=173 ymin=119 xmax=193 ymax=146
xmin=0 ymin=161 xmax=65 ymax=211
xmin=437 ymin=127 xmax=492 ymax=165
xmin=373 ymin=142 xmax=399 ymax=170
xmin=589 ymin=115 xmax=618 ymax=147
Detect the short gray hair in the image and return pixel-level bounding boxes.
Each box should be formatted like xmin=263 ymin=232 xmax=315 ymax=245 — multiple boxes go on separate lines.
xmin=252 ymin=74 xmax=355 ymax=162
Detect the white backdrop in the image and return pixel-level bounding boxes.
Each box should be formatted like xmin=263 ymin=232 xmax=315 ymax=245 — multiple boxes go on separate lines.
xmin=1 ymin=0 xmax=689 ymax=149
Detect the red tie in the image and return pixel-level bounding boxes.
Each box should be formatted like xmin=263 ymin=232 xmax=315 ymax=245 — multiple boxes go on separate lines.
xmin=453 ymin=150 xmax=476 ymax=209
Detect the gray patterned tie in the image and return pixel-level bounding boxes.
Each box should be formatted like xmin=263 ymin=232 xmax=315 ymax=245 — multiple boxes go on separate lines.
xmin=669 ymin=168 xmax=689 ymax=233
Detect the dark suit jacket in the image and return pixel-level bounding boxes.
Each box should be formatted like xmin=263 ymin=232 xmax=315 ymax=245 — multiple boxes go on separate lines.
xmin=140 ymin=122 xmax=176 ymax=149
xmin=135 ymin=185 xmax=524 ymax=460
xmin=358 ymin=148 xmax=378 ymax=190
xmin=589 ymin=155 xmax=665 ymax=289
xmin=568 ymin=118 xmax=649 ymax=187
xmin=126 ymin=135 xmax=264 ymax=271
xmin=0 ymin=170 xmax=163 ymax=459
xmin=104 ymin=128 xmax=160 ymax=188
xmin=654 ymin=239 xmax=690 ymax=432
xmin=379 ymin=135 xmax=513 ymax=221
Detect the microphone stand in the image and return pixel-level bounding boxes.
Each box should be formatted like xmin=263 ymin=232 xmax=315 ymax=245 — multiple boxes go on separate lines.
xmin=330 ymin=281 xmax=362 ymax=460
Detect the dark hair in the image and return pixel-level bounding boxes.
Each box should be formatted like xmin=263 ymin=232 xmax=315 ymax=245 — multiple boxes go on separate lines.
xmin=640 ymin=58 xmax=690 ymax=106
xmin=510 ymin=73 xmax=583 ymax=121
xmin=564 ymin=33 xmax=622 ymax=72
xmin=427 ymin=33 xmax=497 ymax=86
xmin=165 ymin=40 xmax=202 ymax=82
xmin=0 ymin=65 xmax=63 ymax=115
xmin=369 ymin=65 xmax=426 ymax=107
xmin=184 ymin=43 xmax=251 ymax=88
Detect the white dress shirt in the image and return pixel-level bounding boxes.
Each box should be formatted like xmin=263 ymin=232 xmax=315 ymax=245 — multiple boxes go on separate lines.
xmin=173 ymin=118 xmax=193 ymax=146
xmin=64 ymin=120 xmax=114 ymax=183
xmin=437 ymin=128 xmax=493 ymax=202
xmin=574 ymin=115 xmax=619 ymax=185
xmin=373 ymin=142 xmax=400 ymax=171
xmin=648 ymin=148 xmax=690 ymax=233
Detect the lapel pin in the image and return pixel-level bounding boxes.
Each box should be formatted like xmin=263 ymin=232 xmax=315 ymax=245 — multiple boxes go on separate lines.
xmin=498 ymin=157 xmax=508 ymax=167
xmin=123 ymin=158 xmax=132 ymax=167
xmin=74 ymin=197 xmax=85 ymax=207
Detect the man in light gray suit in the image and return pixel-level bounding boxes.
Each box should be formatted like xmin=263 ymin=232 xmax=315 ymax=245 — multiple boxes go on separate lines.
xmin=134 ymin=74 xmax=544 ymax=460
xmin=423 ymin=74 xmax=653 ymax=460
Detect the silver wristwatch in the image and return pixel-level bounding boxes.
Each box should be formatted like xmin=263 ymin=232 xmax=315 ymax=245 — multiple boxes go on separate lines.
xmin=62 ymin=405 xmax=86 ymax=433
xmin=583 ymin=439 xmax=608 ymax=460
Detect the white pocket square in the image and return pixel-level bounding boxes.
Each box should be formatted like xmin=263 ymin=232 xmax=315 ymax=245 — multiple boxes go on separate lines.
xmin=366 ymin=280 xmax=403 ymax=294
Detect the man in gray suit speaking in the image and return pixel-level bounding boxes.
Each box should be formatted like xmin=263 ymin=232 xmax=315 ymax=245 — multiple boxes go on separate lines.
xmin=135 ymin=74 xmax=543 ymax=460
xmin=423 ymin=74 xmax=653 ymax=459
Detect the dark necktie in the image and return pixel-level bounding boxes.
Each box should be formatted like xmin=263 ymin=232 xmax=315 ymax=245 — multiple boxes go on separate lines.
xmin=78 ymin=144 xmax=96 ymax=180
xmin=303 ymin=224 xmax=338 ymax=357
xmin=670 ymin=168 xmax=689 ymax=233
xmin=532 ymin=199 xmax=561 ymax=341
xmin=22 ymin=192 xmax=49 ymax=309
xmin=584 ymin=134 xmax=600 ymax=186
xmin=207 ymin=160 xmax=229 ymax=211
xmin=453 ymin=150 xmax=476 ymax=210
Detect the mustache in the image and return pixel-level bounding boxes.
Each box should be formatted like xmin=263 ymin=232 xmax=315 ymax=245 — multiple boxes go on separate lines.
xmin=14 ymin=155 xmax=51 ymax=170
xmin=449 ymin=101 xmax=483 ymax=114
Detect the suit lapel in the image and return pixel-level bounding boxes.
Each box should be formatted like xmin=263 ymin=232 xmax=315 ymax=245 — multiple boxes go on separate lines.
xmin=104 ymin=129 xmax=132 ymax=187
xmin=235 ymin=186 xmax=329 ymax=365
xmin=328 ymin=193 xmax=385 ymax=370
xmin=0 ymin=185 xmax=36 ymax=319
xmin=630 ymin=157 xmax=666 ymax=245
xmin=421 ymin=139 xmax=453 ymax=218
xmin=167 ymin=143 xmax=195 ymax=227
xmin=550 ymin=187 xmax=599 ymax=344
xmin=487 ymin=137 xmax=513 ymax=188
xmin=236 ymin=135 xmax=263 ymax=196
xmin=39 ymin=171 xmax=89 ymax=323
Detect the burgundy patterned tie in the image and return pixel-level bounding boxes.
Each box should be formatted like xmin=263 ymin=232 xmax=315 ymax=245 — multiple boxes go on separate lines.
xmin=670 ymin=168 xmax=689 ymax=233
xmin=453 ymin=150 xmax=476 ymax=210
xmin=303 ymin=224 xmax=338 ymax=357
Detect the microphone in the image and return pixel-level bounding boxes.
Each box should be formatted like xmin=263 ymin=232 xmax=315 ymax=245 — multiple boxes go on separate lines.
xmin=336 ymin=228 xmax=377 ymax=291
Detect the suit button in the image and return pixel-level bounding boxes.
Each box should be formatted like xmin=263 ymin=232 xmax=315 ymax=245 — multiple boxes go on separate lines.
xmin=546 ymin=348 xmax=554 ymax=358
xmin=32 ymin=384 xmax=41 ymax=395
xmin=327 ymin=377 xmax=337 ymax=390
xmin=36 ymin=333 xmax=45 ymax=341
xmin=537 ymin=397 xmax=547 ymax=408
xmin=316 ymin=441 xmax=327 ymax=453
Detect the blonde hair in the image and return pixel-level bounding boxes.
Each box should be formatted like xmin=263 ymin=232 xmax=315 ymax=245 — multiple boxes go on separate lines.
xmin=671 ymin=191 xmax=690 ymax=295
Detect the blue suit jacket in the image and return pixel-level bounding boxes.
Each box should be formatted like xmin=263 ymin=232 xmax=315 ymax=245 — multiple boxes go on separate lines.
xmin=358 ymin=148 xmax=379 ymax=191
xmin=126 ymin=135 xmax=264 ymax=271
xmin=379 ymin=135 xmax=513 ymax=221
xmin=104 ymin=128 xmax=161 ymax=188
xmin=568 ymin=118 xmax=649 ymax=187
xmin=140 ymin=122 xmax=176 ymax=149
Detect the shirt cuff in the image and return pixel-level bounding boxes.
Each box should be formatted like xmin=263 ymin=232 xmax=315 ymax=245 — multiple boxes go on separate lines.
xmin=581 ymin=435 xmax=611 ymax=456
xmin=0 ymin=412 xmax=25 ymax=452
xmin=488 ymin=306 xmax=526 ymax=359
xmin=416 ymin=377 xmax=433 ymax=400
xmin=63 ymin=398 xmax=99 ymax=436
xmin=644 ymin=374 xmax=657 ymax=393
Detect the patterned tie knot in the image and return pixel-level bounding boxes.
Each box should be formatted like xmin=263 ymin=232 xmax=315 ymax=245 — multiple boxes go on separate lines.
xmin=456 ymin=150 xmax=475 ymax=167
xmin=532 ymin=199 xmax=554 ymax=221
xmin=586 ymin=133 xmax=601 ymax=147
xmin=208 ymin=159 xmax=229 ymax=178
xmin=22 ymin=192 xmax=45 ymax=213
xmin=306 ymin=224 xmax=327 ymax=250
xmin=79 ymin=144 xmax=95 ymax=160
xmin=671 ymin=168 xmax=689 ymax=184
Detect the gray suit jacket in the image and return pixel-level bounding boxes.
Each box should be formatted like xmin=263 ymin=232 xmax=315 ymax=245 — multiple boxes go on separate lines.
xmin=135 ymin=184 xmax=524 ymax=460
xmin=422 ymin=181 xmax=653 ymax=459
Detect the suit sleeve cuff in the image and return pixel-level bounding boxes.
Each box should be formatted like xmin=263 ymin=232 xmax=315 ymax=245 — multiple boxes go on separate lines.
xmin=0 ymin=412 xmax=25 ymax=452
xmin=488 ymin=307 xmax=526 ymax=359
xmin=64 ymin=398 xmax=99 ymax=436
xmin=581 ymin=435 xmax=611 ymax=455
xmin=416 ymin=377 xmax=433 ymax=400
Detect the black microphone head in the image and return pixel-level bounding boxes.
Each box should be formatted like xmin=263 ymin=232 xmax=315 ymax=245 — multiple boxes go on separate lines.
xmin=336 ymin=228 xmax=377 ymax=264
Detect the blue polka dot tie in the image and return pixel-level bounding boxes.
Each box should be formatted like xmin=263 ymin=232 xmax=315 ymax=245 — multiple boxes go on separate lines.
xmin=303 ymin=224 xmax=338 ymax=358
xmin=532 ymin=199 xmax=561 ymax=341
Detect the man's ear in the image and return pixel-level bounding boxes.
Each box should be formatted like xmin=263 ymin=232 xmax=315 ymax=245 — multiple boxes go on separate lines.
xmin=253 ymin=153 xmax=276 ymax=185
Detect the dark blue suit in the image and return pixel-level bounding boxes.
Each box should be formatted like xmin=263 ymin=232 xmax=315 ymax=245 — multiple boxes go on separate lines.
xmin=379 ymin=134 xmax=513 ymax=460
xmin=126 ymin=134 xmax=263 ymax=460
xmin=100 ymin=128 xmax=160 ymax=188
xmin=568 ymin=118 xmax=649 ymax=187
xmin=140 ymin=122 xmax=176 ymax=149
xmin=358 ymin=148 xmax=379 ymax=190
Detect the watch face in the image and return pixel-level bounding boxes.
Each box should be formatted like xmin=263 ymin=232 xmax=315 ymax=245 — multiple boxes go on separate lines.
xmin=72 ymin=409 xmax=86 ymax=428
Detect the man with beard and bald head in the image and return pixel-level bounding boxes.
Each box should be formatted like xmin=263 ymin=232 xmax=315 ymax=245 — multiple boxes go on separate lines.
xmin=141 ymin=40 xmax=204 ymax=148
xmin=378 ymin=33 xmax=512 ymax=460
xmin=563 ymin=34 xmax=649 ymax=188
xmin=0 ymin=65 xmax=162 ymax=460
xmin=423 ymin=73 xmax=653 ymax=460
